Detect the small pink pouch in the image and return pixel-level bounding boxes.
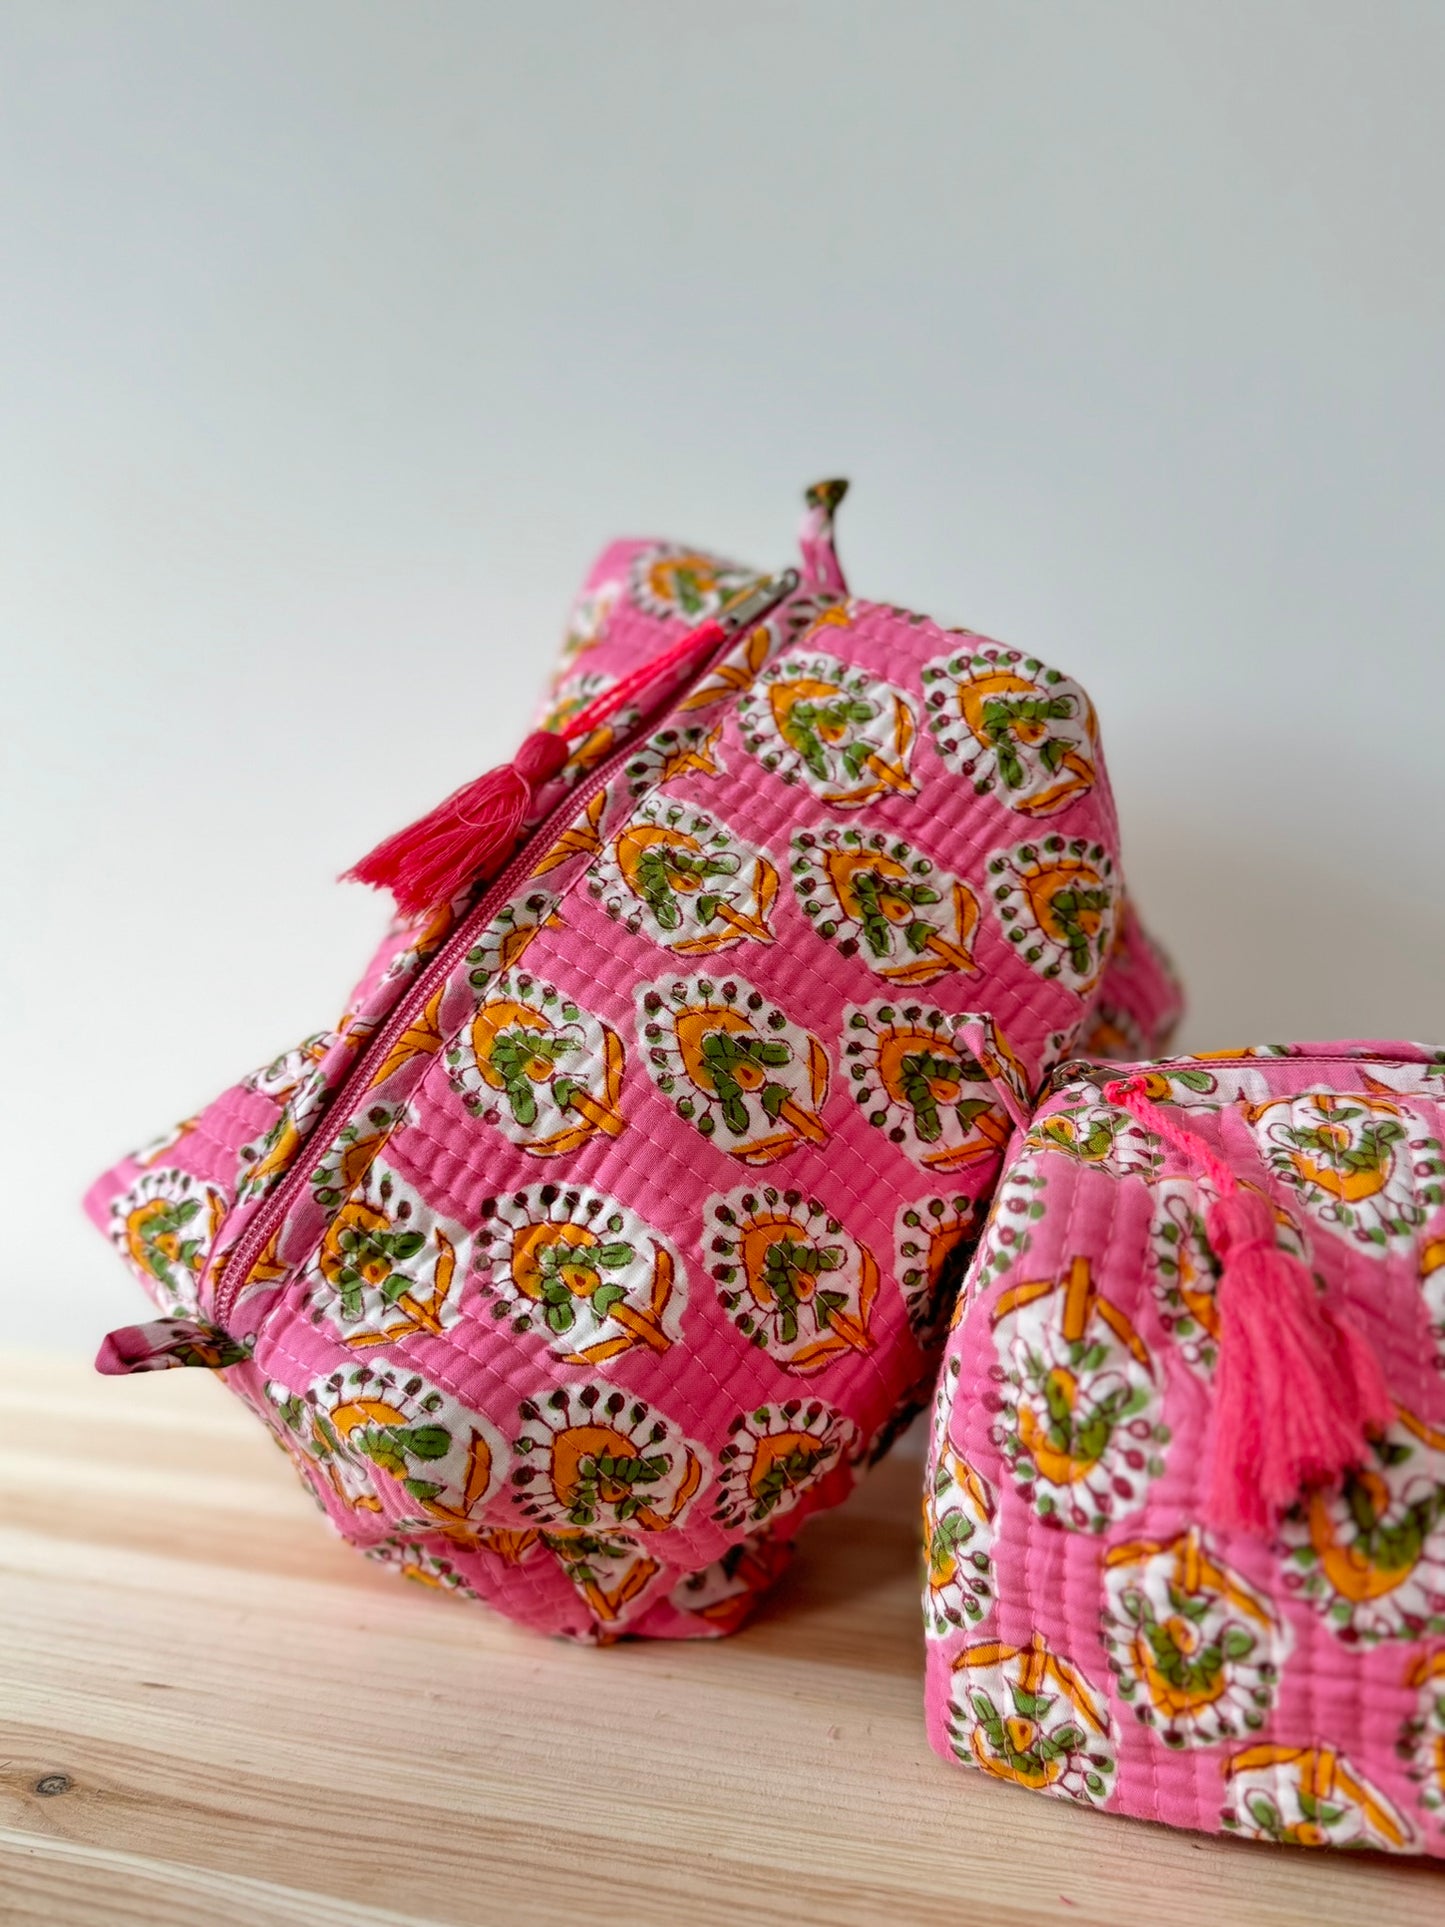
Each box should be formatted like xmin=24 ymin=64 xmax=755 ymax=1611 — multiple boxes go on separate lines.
xmin=925 ymin=1040 xmax=1445 ymax=1855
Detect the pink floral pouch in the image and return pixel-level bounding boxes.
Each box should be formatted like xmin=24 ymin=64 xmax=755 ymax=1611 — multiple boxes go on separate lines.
xmin=925 ymin=1041 xmax=1445 ymax=1855
xmin=85 ymin=481 xmax=1179 ymax=1641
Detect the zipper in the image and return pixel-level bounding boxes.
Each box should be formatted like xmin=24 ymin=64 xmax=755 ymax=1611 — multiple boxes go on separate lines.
xmin=212 ymin=567 xmax=801 ymax=1329
xmin=1052 ymin=1040 xmax=1440 ymax=1096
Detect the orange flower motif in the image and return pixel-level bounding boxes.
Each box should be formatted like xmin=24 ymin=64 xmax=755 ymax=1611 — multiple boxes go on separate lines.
xmin=921 ymin=643 xmax=1098 ymax=817
xmin=1102 ymin=1527 xmax=1290 ymax=1746
xmin=705 ymin=1186 xmax=879 ymax=1374
xmin=628 ymin=543 xmax=755 ymax=623
xmin=792 ymin=823 xmax=981 ymax=986
xmin=638 ymin=974 xmax=830 ymax=1164
xmin=738 ymin=651 xmax=918 ymax=806
xmin=948 ymin=1632 xmax=1115 ymax=1806
xmin=990 ymin=1255 xmax=1167 ymax=1531
xmin=987 ymin=836 xmax=1117 ymax=996
xmin=476 ymin=1185 xmax=685 ymax=1366
xmin=713 ymin=1399 xmax=860 ymax=1528
xmin=842 ymin=1001 xmax=1018 ymax=1174
xmin=1242 ymin=1088 xmax=1445 ymax=1253
xmin=1279 ymin=1409 xmax=1445 ymax=1642
xmin=305 ymin=1158 xmax=465 ymax=1349
xmin=450 ymin=972 xmax=626 ymax=1157
xmin=511 ymin=1384 xmax=705 ymax=1535
xmin=895 ymin=1192 xmax=988 ymax=1342
xmin=1222 ymin=1746 xmax=1413 ymax=1851
xmin=108 ymin=1169 xmax=228 ymax=1314
xmin=593 ymin=795 xmax=779 ymax=955
xmin=924 ymin=1392 xmax=997 ymax=1636
xmin=264 ymin=1365 xmax=506 ymax=1540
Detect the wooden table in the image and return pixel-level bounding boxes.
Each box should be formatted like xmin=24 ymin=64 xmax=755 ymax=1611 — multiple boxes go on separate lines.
xmin=3 ymin=1352 xmax=1442 ymax=1926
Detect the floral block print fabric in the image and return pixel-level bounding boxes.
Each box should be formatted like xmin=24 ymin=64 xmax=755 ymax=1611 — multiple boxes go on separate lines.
xmin=924 ymin=1041 xmax=1445 ymax=1856
xmin=534 ymin=508 xmax=1181 ymax=1069
xmin=86 ymin=485 xmax=1180 ymax=1643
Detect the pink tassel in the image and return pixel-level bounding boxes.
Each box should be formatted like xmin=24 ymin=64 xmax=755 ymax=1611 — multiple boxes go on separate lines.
xmin=1104 ymin=1076 xmax=1391 ymax=1535
xmin=343 ymin=599 xmax=778 ymax=916
xmin=344 ymin=728 xmax=570 ymax=919
xmin=344 ymin=612 xmax=735 ymax=915
xmin=1199 ymin=1187 xmax=1391 ymax=1532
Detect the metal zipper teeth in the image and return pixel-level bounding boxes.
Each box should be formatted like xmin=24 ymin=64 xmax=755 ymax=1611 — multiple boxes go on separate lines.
xmin=212 ymin=575 xmax=799 ymax=1329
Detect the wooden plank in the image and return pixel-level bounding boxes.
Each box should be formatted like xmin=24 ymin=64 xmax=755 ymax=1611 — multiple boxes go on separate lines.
xmin=2 ymin=1351 xmax=1442 ymax=1926
xmin=0 ymin=1832 xmax=422 ymax=1927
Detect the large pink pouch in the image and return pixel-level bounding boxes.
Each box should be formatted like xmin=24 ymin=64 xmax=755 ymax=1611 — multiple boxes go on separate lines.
xmin=85 ymin=482 xmax=1180 ymax=1641
xmin=925 ymin=1041 xmax=1445 ymax=1856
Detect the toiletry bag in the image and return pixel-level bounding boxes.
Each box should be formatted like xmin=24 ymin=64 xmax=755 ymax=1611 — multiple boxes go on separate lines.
xmin=86 ymin=481 xmax=1179 ymax=1641
xmin=924 ymin=1041 xmax=1445 ymax=1855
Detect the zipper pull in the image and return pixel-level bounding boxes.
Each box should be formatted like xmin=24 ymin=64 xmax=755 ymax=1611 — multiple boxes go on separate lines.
xmin=711 ymin=568 xmax=801 ymax=637
xmin=344 ymin=569 xmax=798 ymax=918
xmin=344 ymin=725 xmax=571 ymax=919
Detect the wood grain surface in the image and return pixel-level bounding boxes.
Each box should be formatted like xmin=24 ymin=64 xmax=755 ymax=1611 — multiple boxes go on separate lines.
xmin=2 ymin=1350 xmax=1442 ymax=1926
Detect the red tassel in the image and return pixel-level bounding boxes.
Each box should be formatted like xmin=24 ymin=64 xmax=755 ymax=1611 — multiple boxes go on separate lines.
xmin=1104 ymin=1076 xmax=1391 ymax=1535
xmin=344 ymin=728 xmax=570 ymax=919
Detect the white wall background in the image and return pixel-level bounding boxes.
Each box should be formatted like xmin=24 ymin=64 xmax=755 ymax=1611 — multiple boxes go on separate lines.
xmin=6 ymin=2 xmax=1443 ymax=1355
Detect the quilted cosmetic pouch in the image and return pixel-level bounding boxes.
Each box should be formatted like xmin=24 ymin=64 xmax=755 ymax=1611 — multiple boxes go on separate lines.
xmin=923 ymin=1041 xmax=1445 ymax=1856
xmin=86 ymin=481 xmax=1178 ymax=1642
